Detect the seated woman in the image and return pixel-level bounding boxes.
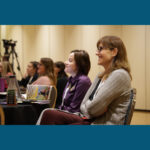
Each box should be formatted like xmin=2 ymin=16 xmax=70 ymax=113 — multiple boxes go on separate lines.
xmin=32 ymin=58 xmax=56 ymax=86
xmin=54 ymin=61 xmax=68 ymax=108
xmin=38 ymin=36 xmax=132 ymax=125
xmin=36 ymin=50 xmax=91 ymax=124
xmin=19 ymin=61 xmax=39 ymax=88
xmin=57 ymin=50 xmax=91 ymax=113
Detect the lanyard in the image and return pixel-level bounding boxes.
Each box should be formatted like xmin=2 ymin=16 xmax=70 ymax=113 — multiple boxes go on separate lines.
xmin=61 ymin=82 xmax=76 ymax=107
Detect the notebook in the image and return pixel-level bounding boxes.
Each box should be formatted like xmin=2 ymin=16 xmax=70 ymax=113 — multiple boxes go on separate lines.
xmin=26 ymin=85 xmax=51 ymax=101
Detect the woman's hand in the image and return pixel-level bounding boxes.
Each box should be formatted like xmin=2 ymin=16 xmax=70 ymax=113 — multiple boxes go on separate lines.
xmin=23 ymin=72 xmax=28 ymax=79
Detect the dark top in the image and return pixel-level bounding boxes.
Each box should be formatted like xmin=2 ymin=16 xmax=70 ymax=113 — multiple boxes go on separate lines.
xmin=59 ymin=74 xmax=91 ymax=113
xmin=18 ymin=73 xmax=38 ymax=88
xmin=55 ymin=76 xmax=68 ymax=108
xmin=89 ymin=79 xmax=101 ymax=100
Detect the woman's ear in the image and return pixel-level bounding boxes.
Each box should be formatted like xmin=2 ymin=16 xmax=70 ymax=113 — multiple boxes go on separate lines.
xmin=112 ymin=48 xmax=118 ymax=57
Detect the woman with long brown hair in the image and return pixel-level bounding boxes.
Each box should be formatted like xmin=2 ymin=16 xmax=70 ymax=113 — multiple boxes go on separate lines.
xmin=32 ymin=58 xmax=56 ymax=86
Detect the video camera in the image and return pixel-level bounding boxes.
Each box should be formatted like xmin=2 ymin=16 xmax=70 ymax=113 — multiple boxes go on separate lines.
xmin=1 ymin=39 xmax=22 ymax=77
xmin=9 ymin=40 xmax=17 ymax=48
xmin=2 ymin=39 xmax=17 ymax=55
xmin=2 ymin=39 xmax=12 ymax=55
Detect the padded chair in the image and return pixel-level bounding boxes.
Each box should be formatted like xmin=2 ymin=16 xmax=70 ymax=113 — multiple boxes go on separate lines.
xmin=124 ymin=88 xmax=136 ymax=125
xmin=36 ymin=86 xmax=57 ymax=125
xmin=0 ymin=105 xmax=5 ymax=125
xmin=36 ymin=88 xmax=136 ymax=125
xmin=26 ymin=85 xmax=57 ymax=107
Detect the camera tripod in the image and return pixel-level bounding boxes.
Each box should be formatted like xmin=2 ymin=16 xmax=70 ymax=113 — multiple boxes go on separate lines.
xmin=2 ymin=39 xmax=23 ymax=78
xmin=9 ymin=41 xmax=23 ymax=78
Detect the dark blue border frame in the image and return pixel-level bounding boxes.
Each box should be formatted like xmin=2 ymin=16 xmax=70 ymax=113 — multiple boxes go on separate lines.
xmin=0 ymin=0 xmax=150 ymax=149
xmin=0 ymin=125 xmax=150 ymax=149
xmin=0 ymin=0 xmax=150 ymax=24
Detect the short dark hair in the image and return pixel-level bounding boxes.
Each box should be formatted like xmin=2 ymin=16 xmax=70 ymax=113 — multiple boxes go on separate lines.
xmin=70 ymin=50 xmax=91 ymax=76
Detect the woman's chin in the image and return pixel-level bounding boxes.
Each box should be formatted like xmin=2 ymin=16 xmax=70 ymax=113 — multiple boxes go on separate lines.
xmin=65 ymin=69 xmax=68 ymax=74
xmin=98 ymin=61 xmax=102 ymax=65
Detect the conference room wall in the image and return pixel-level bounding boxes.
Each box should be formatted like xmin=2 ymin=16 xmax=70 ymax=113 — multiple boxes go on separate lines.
xmin=63 ymin=25 xmax=149 ymax=110
xmin=64 ymin=25 xmax=122 ymax=81
xmin=121 ymin=26 xmax=146 ymax=110
xmin=1 ymin=25 xmax=150 ymax=110
xmin=1 ymin=25 xmax=122 ymax=81
xmin=0 ymin=25 xmax=65 ymax=80
xmin=145 ymin=26 xmax=150 ymax=110
xmin=22 ymin=25 xmax=65 ymax=73
xmin=0 ymin=25 xmax=23 ymax=80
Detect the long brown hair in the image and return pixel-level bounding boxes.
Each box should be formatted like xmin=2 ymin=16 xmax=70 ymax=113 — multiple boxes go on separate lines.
xmin=97 ymin=36 xmax=132 ymax=79
xmin=40 ymin=58 xmax=56 ymax=85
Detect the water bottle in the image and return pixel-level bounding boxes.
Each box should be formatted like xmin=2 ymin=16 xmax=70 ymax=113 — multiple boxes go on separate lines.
xmin=7 ymin=75 xmax=17 ymax=105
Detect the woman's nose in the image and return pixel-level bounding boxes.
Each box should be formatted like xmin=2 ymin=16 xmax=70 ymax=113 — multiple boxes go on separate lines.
xmin=64 ymin=61 xmax=68 ymax=65
xmin=96 ymin=51 xmax=100 ymax=56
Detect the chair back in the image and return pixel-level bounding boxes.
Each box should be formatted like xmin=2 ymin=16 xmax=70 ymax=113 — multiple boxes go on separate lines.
xmin=124 ymin=88 xmax=136 ymax=125
xmin=36 ymin=86 xmax=57 ymax=125
xmin=26 ymin=85 xmax=52 ymax=100
xmin=0 ymin=105 xmax=5 ymax=125
xmin=48 ymin=86 xmax=57 ymax=108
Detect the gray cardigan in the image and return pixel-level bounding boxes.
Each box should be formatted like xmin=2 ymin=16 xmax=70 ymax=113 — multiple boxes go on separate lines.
xmin=80 ymin=69 xmax=131 ymax=125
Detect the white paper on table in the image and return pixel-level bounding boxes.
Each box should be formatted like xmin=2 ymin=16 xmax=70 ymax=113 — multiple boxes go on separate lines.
xmin=21 ymin=94 xmax=27 ymax=99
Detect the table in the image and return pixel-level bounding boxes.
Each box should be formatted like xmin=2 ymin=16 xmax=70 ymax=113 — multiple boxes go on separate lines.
xmin=1 ymin=103 xmax=49 ymax=125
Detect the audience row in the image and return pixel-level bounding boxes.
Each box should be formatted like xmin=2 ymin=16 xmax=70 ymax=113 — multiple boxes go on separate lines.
xmin=37 ymin=35 xmax=132 ymax=125
xmin=0 ymin=35 xmax=132 ymax=125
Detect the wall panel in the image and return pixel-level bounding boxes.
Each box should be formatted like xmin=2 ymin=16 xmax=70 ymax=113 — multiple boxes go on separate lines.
xmin=2 ymin=25 xmax=23 ymax=79
xmin=49 ymin=25 xmax=65 ymax=62
xmin=145 ymin=26 xmax=150 ymax=110
xmin=122 ymin=25 xmax=146 ymax=109
xmin=0 ymin=25 xmax=149 ymax=110
xmin=64 ymin=25 xmax=82 ymax=60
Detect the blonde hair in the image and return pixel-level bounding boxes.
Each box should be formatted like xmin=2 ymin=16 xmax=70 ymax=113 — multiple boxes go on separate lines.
xmin=40 ymin=58 xmax=56 ymax=85
xmin=97 ymin=36 xmax=132 ymax=80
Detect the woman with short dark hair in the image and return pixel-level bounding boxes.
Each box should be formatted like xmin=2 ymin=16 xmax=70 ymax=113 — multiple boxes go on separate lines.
xmin=58 ymin=50 xmax=91 ymax=113
xmin=70 ymin=50 xmax=91 ymax=76
xmin=36 ymin=50 xmax=91 ymax=124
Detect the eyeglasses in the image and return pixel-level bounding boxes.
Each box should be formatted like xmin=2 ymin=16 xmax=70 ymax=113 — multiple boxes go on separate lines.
xmin=39 ymin=63 xmax=43 ymax=66
xmin=97 ymin=46 xmax=114 ymax=52
xmin=97 ymin=46 xmax=105 ymax=52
